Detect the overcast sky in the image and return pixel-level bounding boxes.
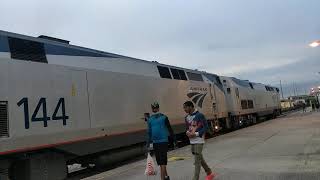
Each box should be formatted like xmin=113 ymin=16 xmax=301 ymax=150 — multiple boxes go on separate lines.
xmin=1 ymin=0 xmax=320 ymax=97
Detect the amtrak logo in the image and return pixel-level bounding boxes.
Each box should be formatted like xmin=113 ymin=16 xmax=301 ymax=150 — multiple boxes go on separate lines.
xmin=187 ymin=92 xmax=207 ymax=108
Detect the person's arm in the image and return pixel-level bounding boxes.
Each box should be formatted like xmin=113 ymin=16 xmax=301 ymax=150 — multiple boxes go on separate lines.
xmin=165 ymin=116 xmax=177 ymax=148
xmin=147 ymin=120 xmax=152 ymax=145
xmin=165 ymin=116 xmax=174 ymax=138
xmin=195 ymin=113 xmax=208 ymax=138
xmin=185 ymin=116 xmax=190 ymax=131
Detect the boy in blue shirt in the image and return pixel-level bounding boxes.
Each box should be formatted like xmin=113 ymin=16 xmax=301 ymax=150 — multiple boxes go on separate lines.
xmin=147 ymin=102 xmax=174 ymax=180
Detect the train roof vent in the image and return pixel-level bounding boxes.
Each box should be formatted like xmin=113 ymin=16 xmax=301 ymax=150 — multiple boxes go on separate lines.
xmin=38 ymin=35 xmax=70 ymax=44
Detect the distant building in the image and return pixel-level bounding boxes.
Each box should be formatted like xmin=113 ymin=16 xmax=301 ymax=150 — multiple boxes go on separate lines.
xmin=310 ymin=86 xmax=320 ymax=96
xmin=288 ymin=95 xmax=313 ymax=101
xmin=310 ymin=86 xmax=320 ymax=106
xmin=280 ymin=99 xmax=294 ymax=110
xmin=285 ymin=95 xmax=316 ymax=108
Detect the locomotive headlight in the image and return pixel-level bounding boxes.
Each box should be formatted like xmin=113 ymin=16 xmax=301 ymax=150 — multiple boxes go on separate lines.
xmin=215 ymin=126 xmax=218 ymax=130
xmin=239 ymin=120 xmax=242 ymax=124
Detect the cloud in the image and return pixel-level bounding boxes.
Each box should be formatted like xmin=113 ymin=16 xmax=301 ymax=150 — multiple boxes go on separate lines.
xmin=235 ymin=55 xmax=320 ymax=82
xmin=233 ymin=55 xmax=320 ymax=97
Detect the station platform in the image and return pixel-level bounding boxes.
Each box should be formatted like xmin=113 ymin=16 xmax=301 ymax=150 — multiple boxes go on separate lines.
xmin=83 ymin=110 xmax=320 ymax=180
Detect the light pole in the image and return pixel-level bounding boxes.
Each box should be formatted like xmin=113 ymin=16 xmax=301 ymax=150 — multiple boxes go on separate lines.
xmin=309 ymin=41 xmax=320 ymax=108
xmin=280 ymin=80 xmax=284 ymax=99
xmin=318 ymin=86 xmax=320 ymax=105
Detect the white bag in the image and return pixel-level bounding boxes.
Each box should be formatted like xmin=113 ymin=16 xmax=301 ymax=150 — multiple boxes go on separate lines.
xmin=144 ymin=153 xmax=157 ymax=176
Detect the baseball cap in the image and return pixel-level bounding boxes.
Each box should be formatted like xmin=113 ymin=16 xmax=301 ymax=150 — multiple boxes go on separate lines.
xmin=151 ymin=102 xmax=160 ymax=109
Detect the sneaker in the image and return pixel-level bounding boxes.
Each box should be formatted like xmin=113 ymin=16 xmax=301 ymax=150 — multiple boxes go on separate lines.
xmin=164 ymin=176 xmax=170 ymax=180
xmin=205 ymin=173 xmax=216 ymax=180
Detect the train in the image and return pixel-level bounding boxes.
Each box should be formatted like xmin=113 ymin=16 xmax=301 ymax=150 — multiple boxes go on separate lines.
xmin=0 ymin=30 xmax=280 ymax=180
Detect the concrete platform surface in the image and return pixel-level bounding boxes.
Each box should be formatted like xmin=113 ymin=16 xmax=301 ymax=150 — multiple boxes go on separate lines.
xmin=83 ymin=111 xmax=320 ymax=180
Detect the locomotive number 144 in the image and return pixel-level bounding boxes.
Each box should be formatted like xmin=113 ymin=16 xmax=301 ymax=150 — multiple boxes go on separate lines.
xmin=17 ymin=98 xmax=69 ymax=129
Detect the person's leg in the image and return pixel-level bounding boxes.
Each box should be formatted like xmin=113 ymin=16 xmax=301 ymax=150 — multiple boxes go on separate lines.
xmin=153 ymin=143 xmax=164 ymax=179
xmin=159 ymin=143 xmax=169 ymax=180
xmin=163 ymin=143 xmax=169 ymax=179
xmin=198 ymin=145 xmax=216 ymax=180
xmin=163 ymin=165 xmax=168 ymax=176
xmin=160 ymin=165 xmax=166 ymax=180
xmin=192 ymin=144 xmax=203 ymax=180
xmin=160 ymin=165 xmax=170 ymax=180
xmin=200 ymin=153 xmax=212 ymax=175
xmin=193 ymin=154 xmax=201 ymax=180
xmin=194 ymin=144 xmax=212 ymax=175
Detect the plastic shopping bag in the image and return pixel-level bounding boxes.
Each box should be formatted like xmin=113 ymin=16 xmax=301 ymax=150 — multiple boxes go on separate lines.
xmin=144 ymin=153 xmax=157 ymax=176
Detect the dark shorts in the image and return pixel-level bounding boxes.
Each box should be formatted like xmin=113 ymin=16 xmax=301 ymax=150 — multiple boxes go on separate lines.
xmin=153 ymin=142 xmax=168 ymax=165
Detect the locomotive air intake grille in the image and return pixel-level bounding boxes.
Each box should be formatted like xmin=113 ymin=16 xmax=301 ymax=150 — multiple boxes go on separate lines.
xmin=0 ymin=102 xmax=9 ymax=138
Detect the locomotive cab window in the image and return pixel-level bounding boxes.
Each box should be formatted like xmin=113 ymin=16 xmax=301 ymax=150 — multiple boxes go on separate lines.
xmin=187 ymin=72 xmax=203 ymax=81
xmin=241 ymin=100 xmax=248 ymax=109
xmin=249 ymin=83 xmax=254 ymax=89
xmin=178 ymin=69 xmax=187 ymax=80
xmin=235 ymin=88 xmax=239 ymax=98
xmin=157 ymin=66 xmax=172 ymax=79
xmin=227 ymin=88 xmax=231 ymax=94
xmin=170 ymin=68 xmax=180 ymax=79
xmin=8 ymin=37 xmax=47 ymax=63
xmin=170 ymin=68 xmax=187 ymax=80
xmin=248 ymin=100 xmax=254 ymax=109
xmin=265 ymin=86 xmax=271 ymax=91
xmin=216 ymin=77 xmax=222 ymax=85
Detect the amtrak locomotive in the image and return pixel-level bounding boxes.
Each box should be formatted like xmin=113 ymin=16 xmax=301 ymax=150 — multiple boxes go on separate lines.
xmin=0 ymin=30 xmax=280 ymax=180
